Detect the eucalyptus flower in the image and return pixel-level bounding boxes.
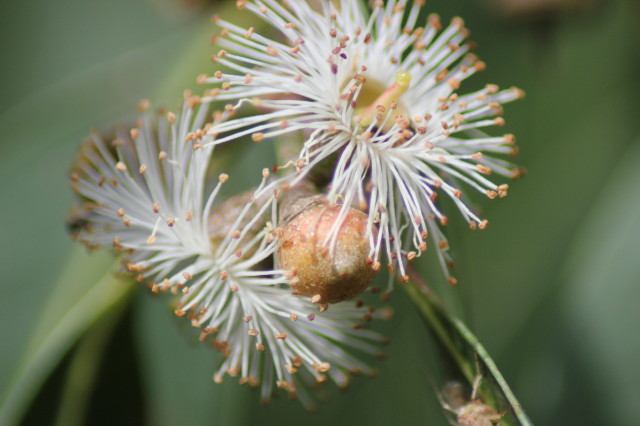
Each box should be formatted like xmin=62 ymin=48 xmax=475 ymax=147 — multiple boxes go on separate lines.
xmin=203 ymin=0 xmax=523 ymax=284
xmin=68 ymin=95 xmax=387 ymax=408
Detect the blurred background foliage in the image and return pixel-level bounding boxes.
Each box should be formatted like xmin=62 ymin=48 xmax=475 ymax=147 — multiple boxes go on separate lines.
xmin=1 ymin=0 xmax=639 ymax=424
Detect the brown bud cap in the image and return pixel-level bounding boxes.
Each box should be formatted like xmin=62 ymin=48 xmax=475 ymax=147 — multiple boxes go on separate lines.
xmin=278 ymin=200 xmax=377 ymax=304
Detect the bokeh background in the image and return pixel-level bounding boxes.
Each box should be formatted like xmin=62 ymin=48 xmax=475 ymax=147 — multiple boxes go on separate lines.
xmin=1 ymin=0 xmax=639 ymax=424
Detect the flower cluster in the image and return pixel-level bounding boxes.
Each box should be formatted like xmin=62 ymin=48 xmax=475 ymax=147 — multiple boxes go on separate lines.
xmin=69 ymin=95 xmax=387 ymax=408
xmin=68 ymin=0 xmax=523 ymax=409
xmin=204 ymin=0 xmax=523 ymax=285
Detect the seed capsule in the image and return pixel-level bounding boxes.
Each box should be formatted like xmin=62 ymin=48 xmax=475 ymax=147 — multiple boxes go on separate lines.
xmin=278 ymin=200 xmax=377 ymax=304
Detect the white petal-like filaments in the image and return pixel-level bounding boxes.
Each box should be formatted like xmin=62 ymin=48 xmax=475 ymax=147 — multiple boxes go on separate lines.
xmin=204 ymin=0 xmax=523 ymax=282
xmin=70 ymin=97 xmax=385 ymax=406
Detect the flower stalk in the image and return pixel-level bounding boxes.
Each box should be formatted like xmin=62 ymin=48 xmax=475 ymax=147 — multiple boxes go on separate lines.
xmin=403 ymin=264 xmax=533 ymax=426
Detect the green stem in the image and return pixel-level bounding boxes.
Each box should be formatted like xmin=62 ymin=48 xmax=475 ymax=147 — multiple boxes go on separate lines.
xmin=403 ymin=266 xmax=533 ymax=426
xmin=53 ymin=295 xmax=131 ymax=426
xmin=0 ymin=271 xmax=134 ymax=426
xmin=403 ymin=281 xmax=475 ymax=384
xmin=449 ymin=317 xmax=532 ymax=426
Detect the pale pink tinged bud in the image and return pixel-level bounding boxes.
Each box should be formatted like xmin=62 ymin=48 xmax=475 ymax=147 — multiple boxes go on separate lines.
xmin=278 ymin=202 xmax=377 ymax=304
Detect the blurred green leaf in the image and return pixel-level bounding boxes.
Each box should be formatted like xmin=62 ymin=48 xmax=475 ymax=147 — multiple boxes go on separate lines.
xmin=54 ymin=288 xmax=131 ymax=426
xmin=0 ymin=2 xmax=233 ymax=423
xmin=561 ymin=137 xmax=640 ymax=424
xmin=0 ymin=6 xmax=215 ymax=403
xmin=0 ymin=248 xmax=134 ymax=425
xmin=454 ymin=0 xmax=640 ymax=351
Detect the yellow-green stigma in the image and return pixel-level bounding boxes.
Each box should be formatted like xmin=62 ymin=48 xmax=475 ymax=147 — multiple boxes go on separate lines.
xmin=355 ymin=71 xmax=412 ymax=128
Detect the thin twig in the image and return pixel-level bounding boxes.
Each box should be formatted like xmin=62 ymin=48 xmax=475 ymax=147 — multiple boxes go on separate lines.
xmin=403 ymin=264 xmax=533 ymax=426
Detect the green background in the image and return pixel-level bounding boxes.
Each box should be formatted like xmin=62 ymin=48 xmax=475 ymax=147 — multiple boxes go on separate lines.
xmin=1 ymin=0 xmax=639 ymax=424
